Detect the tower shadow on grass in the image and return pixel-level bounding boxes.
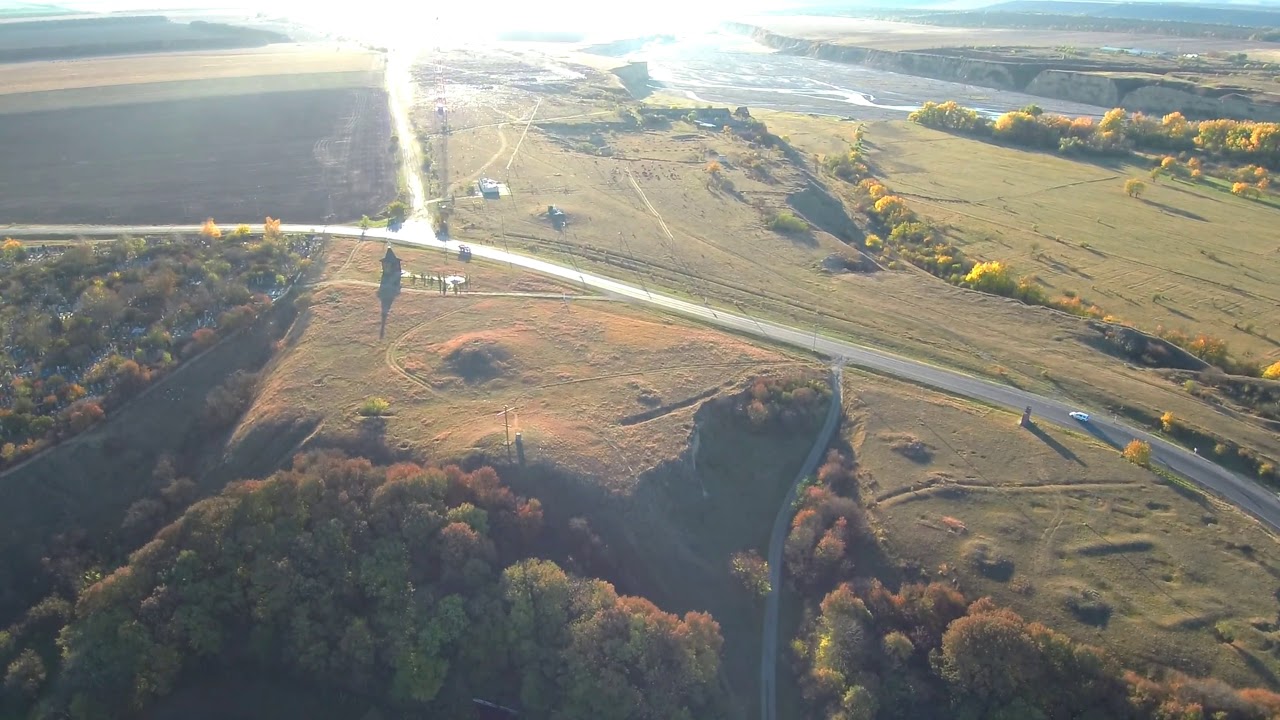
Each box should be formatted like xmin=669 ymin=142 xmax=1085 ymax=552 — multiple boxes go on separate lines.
xmin=1025 ymin=421 xmax=1085 ymax=466
xmin=377 ymin=246 xmax=402 ymax=339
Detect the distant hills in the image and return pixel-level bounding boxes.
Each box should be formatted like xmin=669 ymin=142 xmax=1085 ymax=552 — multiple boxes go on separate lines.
xmin=986 ymin=0 xmax=1280 ymax=27
xmin=770 ymin=0 xmax=1280 ymax=26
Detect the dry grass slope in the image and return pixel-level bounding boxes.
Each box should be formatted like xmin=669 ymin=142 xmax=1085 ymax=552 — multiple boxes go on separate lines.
xmin=864 ymin=120 xmax=1280 ymax=363
xmin=847 ymin=372 xmax=1280 ymax=689
xmin=236 ymin=238 xmax=827 ymax=717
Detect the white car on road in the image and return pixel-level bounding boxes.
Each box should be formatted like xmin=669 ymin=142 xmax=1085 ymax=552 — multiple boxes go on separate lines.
xmin=1069 ymin=411 xmax=1091 ymax=423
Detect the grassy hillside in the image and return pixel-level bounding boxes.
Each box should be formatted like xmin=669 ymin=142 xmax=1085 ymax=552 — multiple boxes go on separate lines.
xmin=864 ymin=120 xmax=1280 ymax=364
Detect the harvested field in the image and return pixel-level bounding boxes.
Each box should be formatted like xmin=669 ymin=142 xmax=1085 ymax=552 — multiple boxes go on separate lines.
xmin=0 ymin=55 xmax=394 ymax=224
xmin=0 ymin=47 xmax=393 ymax=224
xmin=848 ymin=371 xmax=1280 ymax=688
xmin=0 ymin=46 xmax=381 ymax=100
xmin=242 ymin=244 xmax=824 ymax=717
xmin=0 ymin=15 xmax=287 ymax=63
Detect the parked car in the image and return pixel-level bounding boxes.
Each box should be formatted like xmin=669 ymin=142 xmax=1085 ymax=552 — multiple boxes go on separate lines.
xmin=1069 ymin=411 xmax=1090 ymax=423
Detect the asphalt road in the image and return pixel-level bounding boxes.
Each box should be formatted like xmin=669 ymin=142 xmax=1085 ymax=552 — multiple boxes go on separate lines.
xmin=6 ymin=221 xmax=1279 ymax=536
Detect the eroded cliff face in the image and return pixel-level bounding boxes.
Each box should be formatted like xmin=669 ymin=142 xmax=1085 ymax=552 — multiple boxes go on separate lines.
xmin=1025 ymin=70 xmax=1121 ymax=107
xmin=728 ymin=23 xmax=1025 ymax=90
xmin=726 ymin=22 xmax=1280 ymax=121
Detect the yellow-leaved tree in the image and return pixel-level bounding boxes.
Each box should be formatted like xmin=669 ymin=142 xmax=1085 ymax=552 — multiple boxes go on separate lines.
xmin=1160 ymin=411 xmax=1176 ymax=433
xmin=1123 ymin=439 xmax=1151 ymax=467
xmin=1124 ymin=178 xmax=1146 ymax=198
xmin=1 ymin=237 xmax=22 ymax=261
xmin=1099 ymin=108 xmax=1127 ymax=138
xmin=872 ymin=196 xmax=913 ymax=226
xmin=963 ymin=261 xmax=1016 ymax=295
xmin=1263 ymin=361 xmax=1280 ymax=380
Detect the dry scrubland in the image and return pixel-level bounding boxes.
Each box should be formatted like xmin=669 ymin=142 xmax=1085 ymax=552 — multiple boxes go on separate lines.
xmin=0 ymin=47 xmax=395 ymax=224
xmin=847 ymin=371 xmax=1280 ymax=688
xmin=241 ymin=238 xmax=823 ymax=716
xmin=428 ymin=74 xmax=1279 ymax=468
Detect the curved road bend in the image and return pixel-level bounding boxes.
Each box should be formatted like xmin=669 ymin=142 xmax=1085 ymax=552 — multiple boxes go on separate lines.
xmin=761 ymin=366 xmax=842 ymax=720
xmin=7 ymin=223 xmax=1279 ymax=529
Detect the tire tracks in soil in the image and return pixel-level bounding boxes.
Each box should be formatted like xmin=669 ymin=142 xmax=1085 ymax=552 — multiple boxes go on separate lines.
xmin=384 ymin=305 xmax=472 ymax=393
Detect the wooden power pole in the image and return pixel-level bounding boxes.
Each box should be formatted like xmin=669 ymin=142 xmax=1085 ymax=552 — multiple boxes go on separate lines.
xmin=497 ymin=406 xmax=519 ymax=462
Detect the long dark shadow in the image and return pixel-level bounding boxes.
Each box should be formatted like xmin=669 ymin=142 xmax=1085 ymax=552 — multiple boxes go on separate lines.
xmin=1025 ymin=421 xmax=1085 ymax=466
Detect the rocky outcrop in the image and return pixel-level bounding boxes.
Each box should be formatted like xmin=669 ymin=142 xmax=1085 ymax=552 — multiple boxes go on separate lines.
xmin=725 ymin=22 xmax=1280 ymax=120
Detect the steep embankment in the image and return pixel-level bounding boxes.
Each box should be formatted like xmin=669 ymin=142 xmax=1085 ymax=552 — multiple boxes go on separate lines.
xmin=724 ymin=22 xmax=1280 ymax=120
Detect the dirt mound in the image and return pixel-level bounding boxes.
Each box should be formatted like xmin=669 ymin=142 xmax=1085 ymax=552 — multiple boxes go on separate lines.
xmin=444 ymin=340 xmax=513 ymax=384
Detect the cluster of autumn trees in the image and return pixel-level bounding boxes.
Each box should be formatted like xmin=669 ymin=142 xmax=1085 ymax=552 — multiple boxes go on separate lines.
xmin=915 ymin=101 xmax=1279 ymax=204
xmin=0 ymin=228 xmax=312 ymax=467
xmin=739 ymin=375 xmax=832 ymax=431
xmin=0 ymin=453 xmax=726 ymax=719
xmin=785 ymin=451 xmax=866 ymax=594
xmin=794 ymin=577 xmax=1280 ymax=720
xmin=910 ymin=100 xmax=1280 ymax=169
xmin=850 ymin=174 xmax=1088 ymax=313
xmin=783 ymin=439 xmax=1280 ymax=720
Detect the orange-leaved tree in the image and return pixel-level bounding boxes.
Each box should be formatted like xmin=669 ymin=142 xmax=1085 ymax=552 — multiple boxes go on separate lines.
xmin=1232 ymin=182 xmax=1261 ymax=199
xmin=1123 ymin=439 xmax=1151 ymax=466
xmin=200 ymin=218 xmax=221 ymax=239
xmin=264 ymin=216 xmax=283 ymax=240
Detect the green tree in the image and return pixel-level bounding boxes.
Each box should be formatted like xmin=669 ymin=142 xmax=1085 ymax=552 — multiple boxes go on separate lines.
xmin=386 ymin=200 xmax=409 ymax=222
xmin=4 ymin=648 xmax=46 ymax=697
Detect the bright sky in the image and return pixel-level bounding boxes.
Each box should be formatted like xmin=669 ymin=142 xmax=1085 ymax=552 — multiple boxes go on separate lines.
xmin=55 ymin=0 xmax=795 ymax=43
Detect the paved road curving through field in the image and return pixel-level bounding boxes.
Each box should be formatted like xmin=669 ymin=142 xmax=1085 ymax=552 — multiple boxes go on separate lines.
xmin=8 ymin=221 xmax=1280 ymax=534
xmin=761 ymin=365 xmax=843 ymax=720
xmin=8 ymin=219 xmax=1280 ymax=719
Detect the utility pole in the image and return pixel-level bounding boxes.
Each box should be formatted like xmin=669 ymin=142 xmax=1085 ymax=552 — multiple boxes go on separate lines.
xmin=497 ymin=406 xmax=518 ymax=462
